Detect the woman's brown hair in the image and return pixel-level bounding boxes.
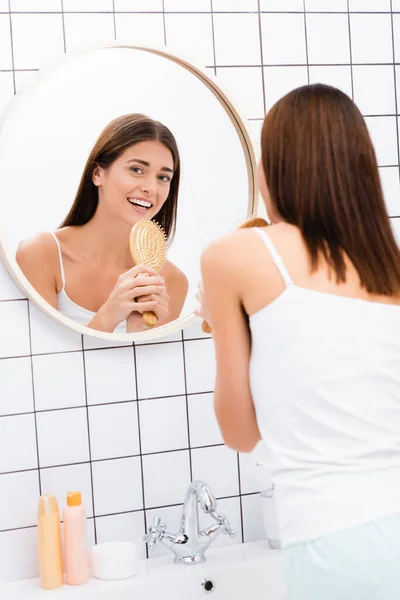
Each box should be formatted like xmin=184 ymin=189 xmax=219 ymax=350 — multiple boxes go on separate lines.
xmin=261 ymin=83 xmax=400 ymax=295
xmin=60 ymin=113 xmax=180 ymax=242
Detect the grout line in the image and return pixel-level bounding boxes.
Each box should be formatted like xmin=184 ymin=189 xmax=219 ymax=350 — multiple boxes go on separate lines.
xmin=3 ymin=10 xmax=399 ymax=15
xmin=132 ymin=343 xmax=148 ymax=558
xmin=210 ymin=0 xmax=217 ymax=76
xmin=303 ymin=0 xmax=310 ymax=84
xmin=112 ymin=0 xmax=116 ymax=39
xmin=181 ymin=333 xmax=193 ymax=482
xmin=26 ymin=303 xmax=42 ymax=496
xmin=60 ymin=0 xmax=66 ymax=54
xmin=346 ymin=0 xmax=355 ymax=99
xmin=257 ymin=0 xmax=267 ymax=116
xmin=162 ymin=0 xmax=167 ymax=46
xmin=7 ymin=0 xmax=16 ymax=95
xmin=81 ymin=338 xmax=98 ymax=544
xmin=390 ymin=1 xmax=400 ymax=183
xmin=236 ymin=453 xmax=244 ymax=543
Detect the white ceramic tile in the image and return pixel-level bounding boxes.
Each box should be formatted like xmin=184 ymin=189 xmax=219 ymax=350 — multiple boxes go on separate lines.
xmin=92 ymin=457 xmax=143 ymax=515
xmin=0 ymin=527 xmax=39 ymax=584
xmin=0 ymin=14 xmax=12 ymax=70
xmin=115 ymin=13 xmax=165 ymax=47
xmin=391 ymin=217 xmax=400 ymax=247
xmin=10 ymin=0 xmax=62 ymax=10
xmin=145 ymin=504 xmax=182 ymax=558
xmin=0 ymin=301 xmax=30 ymax=359
xmin=393 ymin=0 xmax=400 ymax=10
xmin=142 ymin=450 xmax=190 ymax=507
xmin=380 ymin=167 xmax=400 ymax=218
xmin=11 ymin=13 xmax=64 ymax=70
xmin=241 ymin=493 xmax=265 ymax=542
xmin=184 ymin=338 xmax=215 ymax=394
xmin=96 ymin=511 xmax=146 ymax=559
xmin=350 ymin=14 xmax=393 ymax=65
xmin=247 ymin=120 xmax=263 ymax=156
xmin=260 ymin=0 xmax=303 ymax=9
xmin=309 ymin=65 xmax=352 ymax=98
xmin=261 ymin=13 xmax=307 ymax=65
xmin=0 ymin=357 xmax=33 ymax=416
xmin=0 ymin=71 xmax=14 ymax=117
xmin=164 ymin=0 xmax=210 ymax=9
xmin=64 ymin=13 xmax=115 ymax=52
xmin=135 ymin=342 xmax=185 ymax=399
xmin=14 ymin=70 xmax=39 ymax=94
xmin=198 ymin=496 xmax=242 ymax=547
xmin=0 ymin=414 xmax=37 ymax=473
xmin=365 ymin=116 xmax=399 ymax=167
xmin=305 ymin=0 xmax=347 ymax=10
xmin=84 ymin=346 xmax=136 ymax=405
xmin=83 ymin=335 xmax=132 ymax=350
xmin=239 ymin=444 xmax=267 ymax=494
xmin=40 ymin=462 xmax=93 ymax=518
xmin=213 ymin=13 xmax=260 ymax=66
xmin=32 ymin=351 xmax=85 ymax=411
xmin=191 ymin=445 xmax=238 ymax=498
xmin=139 ymin=396 xmax=188 ymax=454
xmin=306 ymin=13 xmax=350 ymax=64
xmin=36 ymin=407 xmax=89 ymax=467
xmin=353 ymin=66 xmax=396 ymax=115
xmin=136 ymin=330 xmax=182 ymax=345
xmin=0 ymin=0 xmax=9 ymax=10
xmin=0 ymin=262 xmax=25 ymax=302
xmin=115 ymin=0 xmax=162 ymax=10
xmin=394 ymin=15 xmax=400 ymax=63
xmin=216 ymin=67 xmax=264 ymax=120
xmin=187 ymin=392 xmax=223 ymax=447
xmin=0 ymin=470 xmax=39 ymax=529
xmin=63 ymin=0 xmax=113 ymax=9
xmin=349 ymin=0 xmax=391 ymax=10
xmin=89 ymin=402 xmax=140 ymax=460
xmin=165 ymin=13 xmax=214 ymax=66
xmin=29 ymin=304 xmax=83 ymax=354
xmin=212 ymin=0 xmax=257 ymax=9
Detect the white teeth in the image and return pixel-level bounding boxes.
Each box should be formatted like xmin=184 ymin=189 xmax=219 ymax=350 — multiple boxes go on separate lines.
xmin=128 ymin=198 xmax=152 ymax=209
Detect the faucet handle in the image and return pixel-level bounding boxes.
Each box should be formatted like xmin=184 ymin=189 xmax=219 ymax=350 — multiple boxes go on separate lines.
xmin=210 ymin=511 xmax=236 ymax=538
xmin=143 ymin=516 xmax=166 ymax=550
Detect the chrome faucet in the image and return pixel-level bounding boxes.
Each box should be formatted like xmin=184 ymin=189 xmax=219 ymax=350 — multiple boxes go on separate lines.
xmin=143 ymin=480 xmax=236 ymax=564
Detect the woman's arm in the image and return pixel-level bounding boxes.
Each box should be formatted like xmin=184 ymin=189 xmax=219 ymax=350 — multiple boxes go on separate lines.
xmin=201 ymin=236 xmax=261 ymax=453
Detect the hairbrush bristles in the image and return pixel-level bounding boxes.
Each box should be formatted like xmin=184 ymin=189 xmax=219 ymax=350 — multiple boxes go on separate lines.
xmin=129 ymin=219 xmax=168 ymax=328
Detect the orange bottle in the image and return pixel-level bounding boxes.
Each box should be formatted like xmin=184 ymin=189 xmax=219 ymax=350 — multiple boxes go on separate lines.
xmin=38 ymin=495 xmax=64 ymax=589
xmin=63 ymin=491 xmax=90 ymax=585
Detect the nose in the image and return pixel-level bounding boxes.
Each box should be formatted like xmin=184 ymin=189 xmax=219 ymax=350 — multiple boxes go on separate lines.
xmin=139 ymin=175 xmax=156 ymax=195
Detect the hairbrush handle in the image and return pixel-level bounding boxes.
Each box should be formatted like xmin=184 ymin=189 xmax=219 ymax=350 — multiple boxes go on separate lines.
xmin=200 ymin=217 xmax=269 ymax=335
xmin=143 ymin=311 xmax=158 ymax=327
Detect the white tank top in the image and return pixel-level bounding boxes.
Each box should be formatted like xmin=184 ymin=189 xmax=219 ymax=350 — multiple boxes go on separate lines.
xmin=51 ymin=233 xmax=127 ymax=333
xmin=250 ymin=228 xmax=400 ymax=547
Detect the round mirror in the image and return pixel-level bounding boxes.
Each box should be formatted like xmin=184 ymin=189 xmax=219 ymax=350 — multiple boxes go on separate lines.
xmin=0 ymin=43 xmax=257 ymax=342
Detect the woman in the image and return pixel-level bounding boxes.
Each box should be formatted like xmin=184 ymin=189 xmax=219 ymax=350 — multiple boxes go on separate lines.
xmin=197 ymin=84 xmax=400 ymax=599
xmin=17 ymin=114 xmax=188 ymax=333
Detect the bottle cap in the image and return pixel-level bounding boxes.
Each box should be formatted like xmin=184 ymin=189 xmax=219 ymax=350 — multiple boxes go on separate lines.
xmin=66 ymin=491 xmax=82 ymax=507
xmin=38 ymin=494 xmax=59 ymax=516
xmin=91 ymin=542 xmax=137 ymax=580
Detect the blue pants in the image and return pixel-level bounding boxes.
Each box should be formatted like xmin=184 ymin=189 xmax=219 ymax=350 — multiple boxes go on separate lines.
xmin=285 ymin=513 xmax=400 ymax=600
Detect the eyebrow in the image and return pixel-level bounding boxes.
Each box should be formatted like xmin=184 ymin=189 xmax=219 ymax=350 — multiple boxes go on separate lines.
xmin=126 ymin=158 xmax=174 ymax=174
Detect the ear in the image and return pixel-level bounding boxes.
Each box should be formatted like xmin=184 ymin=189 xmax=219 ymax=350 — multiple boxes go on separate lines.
xmin=92 ymin=165 xmax=104 ymax=187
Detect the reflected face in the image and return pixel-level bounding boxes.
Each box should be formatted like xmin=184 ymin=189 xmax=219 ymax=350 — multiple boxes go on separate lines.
xmin=93 ymin=140 xmax=174 ymax=224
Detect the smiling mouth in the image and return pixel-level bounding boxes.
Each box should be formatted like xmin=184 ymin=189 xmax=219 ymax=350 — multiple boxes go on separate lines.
xmin=127 ymin=198 xmax=153 ymax=209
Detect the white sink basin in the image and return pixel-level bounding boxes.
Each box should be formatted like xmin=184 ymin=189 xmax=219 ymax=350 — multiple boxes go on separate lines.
xmin=1 ymin=541 xmax=285 ymax=599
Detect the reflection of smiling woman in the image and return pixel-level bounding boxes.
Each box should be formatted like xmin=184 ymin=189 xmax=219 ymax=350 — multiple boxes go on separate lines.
xmin=16 ymin=114 xmax=188 ymax=333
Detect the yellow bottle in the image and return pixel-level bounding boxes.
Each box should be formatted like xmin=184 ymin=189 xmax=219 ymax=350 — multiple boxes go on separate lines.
xmin=37 ymin=495 xmax=64 ymax=589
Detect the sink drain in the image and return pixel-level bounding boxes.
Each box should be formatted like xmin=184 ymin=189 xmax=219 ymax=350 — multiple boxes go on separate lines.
xmin=201 ymin=578 xmax=216 ymax=593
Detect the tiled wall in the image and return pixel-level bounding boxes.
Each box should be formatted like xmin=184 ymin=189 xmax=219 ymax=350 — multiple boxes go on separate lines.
xmin=0 ymin=0 xmax=400 ymax=585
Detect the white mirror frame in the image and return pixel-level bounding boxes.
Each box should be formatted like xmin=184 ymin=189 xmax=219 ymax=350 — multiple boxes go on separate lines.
xmin=0 ymin=41 xmax=258 ymax=343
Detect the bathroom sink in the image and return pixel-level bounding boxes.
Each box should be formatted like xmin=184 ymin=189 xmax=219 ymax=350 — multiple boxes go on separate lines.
xmin=1 ymin=541 xmax=285 ymax=599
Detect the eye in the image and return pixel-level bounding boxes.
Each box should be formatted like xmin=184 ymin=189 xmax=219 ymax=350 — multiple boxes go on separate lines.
xmin=158 ymin=174 xmax=171 ymax=183
xmin=130 ymin=166 xmax=143 ymax=174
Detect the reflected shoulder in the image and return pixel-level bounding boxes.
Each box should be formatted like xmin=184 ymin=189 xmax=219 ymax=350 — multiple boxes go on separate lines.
xmin=163 ymin=259 xmax=188 ymax=291
xmin=16 ymin=231 xmax=58 ymax=265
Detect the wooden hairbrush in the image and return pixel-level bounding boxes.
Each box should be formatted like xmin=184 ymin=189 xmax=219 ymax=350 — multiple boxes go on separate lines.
xmin=129 ymin=219 xmax=167 ymax=328
xmin=201 ymin=216 xmax=269 ymax=334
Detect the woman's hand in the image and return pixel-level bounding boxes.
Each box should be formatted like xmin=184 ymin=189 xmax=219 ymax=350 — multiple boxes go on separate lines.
xmin=89 ymin=264 xmax=166 ymax=332
xmin=194 ymin=281 xmax=212 ymax=328
xmin=126 ymin=285 xmax=170 ymax=333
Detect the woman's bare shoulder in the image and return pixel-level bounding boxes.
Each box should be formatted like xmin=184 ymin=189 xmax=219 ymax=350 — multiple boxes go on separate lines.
xmin=163 ymin=259 xmax=188 ymax=288
xmin=16 ymin=232 xmax=58 ymax=264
